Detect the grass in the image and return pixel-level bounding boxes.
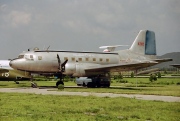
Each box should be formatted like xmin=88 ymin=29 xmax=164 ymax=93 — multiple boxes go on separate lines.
xmin=0 ymin=78 xmax=180 ymax=120
xmin=0 ymin=77 xmax=180 ymax=96
xmin=0 ymin=80 xmax=76 ymax=88
xmin=0 ymin=92 xmax=179 ymax=121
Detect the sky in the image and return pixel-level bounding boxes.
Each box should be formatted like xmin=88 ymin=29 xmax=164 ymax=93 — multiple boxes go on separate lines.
xmin=0 ymin=0 xmax=180 ymax=59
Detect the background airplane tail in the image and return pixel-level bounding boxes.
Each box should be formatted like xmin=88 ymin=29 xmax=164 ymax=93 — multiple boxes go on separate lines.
xmin=129 ymin=30 xmax=156 ymax=58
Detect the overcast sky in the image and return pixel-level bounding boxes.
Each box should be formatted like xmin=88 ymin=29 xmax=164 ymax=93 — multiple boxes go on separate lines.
xmin=0 ymin=0 xmax=180 ymax=59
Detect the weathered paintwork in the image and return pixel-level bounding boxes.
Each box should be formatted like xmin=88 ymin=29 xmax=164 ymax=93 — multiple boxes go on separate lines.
xmin=0 ymin=60 xmax=31 ymax=80
xmin=9 ymin=30 xmax=171 ymax=77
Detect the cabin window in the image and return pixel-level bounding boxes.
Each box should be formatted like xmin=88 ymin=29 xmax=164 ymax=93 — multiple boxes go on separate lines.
xmin=99 ymin=58 xmax=103 ymax=62
xmin=72 ymin=57 xmax=75 ymax=61
xmin=86 ymin=58 xmax=89 ymax=61
xmin=106 ymin=58 xmax=109 ymax=62
xmin=93 ymin=58 xmax=96 ymax=61
xmin=64 ymin=57 xmax=68 ymax=60
xmin=38 ymin=56 xmax=42 ymax=60
xmin=78 ymin=58 xmax=82 ymax=61
xmin=30 ymin=55 xmax=33 ymax=59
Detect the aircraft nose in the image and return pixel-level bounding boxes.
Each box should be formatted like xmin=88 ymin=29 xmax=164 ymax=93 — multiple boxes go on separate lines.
xmin=9 ymin=60 xmax=16 ymax=68
xmin=9 ymin=59 xmax=23 ymax=69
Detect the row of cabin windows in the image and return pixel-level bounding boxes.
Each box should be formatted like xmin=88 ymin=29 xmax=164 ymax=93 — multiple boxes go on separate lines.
xmin=64 ymin=57 xmax=109 ymax=62
xmin=23 ymin=55 xmax=110 ymax=62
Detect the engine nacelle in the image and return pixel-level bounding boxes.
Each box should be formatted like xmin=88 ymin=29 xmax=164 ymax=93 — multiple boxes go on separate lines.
xmin=63 ymin=63 xmax=76 ymax=75
xmin=63 ymin=63 xmax=101 ymax=77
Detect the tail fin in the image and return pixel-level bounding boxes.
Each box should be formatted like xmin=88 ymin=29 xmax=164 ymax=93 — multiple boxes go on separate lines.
xmin=129 ymin=30 xmax=156 ymax=56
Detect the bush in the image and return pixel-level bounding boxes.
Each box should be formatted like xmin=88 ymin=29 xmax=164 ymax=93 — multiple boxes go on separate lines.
xmin=157 ymin=72 xmax=161 ymax=78
xmin=149 ymin=74 xmax=157 ymax=82
xmin=131 ymin=72 xmax=134 ymax=78
xmin=176 ymin=82 xmax=180 ymax=85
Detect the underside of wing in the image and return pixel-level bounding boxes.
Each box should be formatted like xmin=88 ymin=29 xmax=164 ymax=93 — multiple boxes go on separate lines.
xmin=152 ymin=58 xmax=173 ymax=63
xmin=0 ymin=68 xmax=9 ymax=73
xmin=85 ymin=61 xmax=158 ymax=72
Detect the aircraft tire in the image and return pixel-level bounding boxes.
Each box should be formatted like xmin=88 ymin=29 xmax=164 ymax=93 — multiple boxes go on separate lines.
xmin=87 ymin=82 xmax=92 ymax=88
xmin=87 ymin=82 xmax=96 ymax=88
xmin=96 ymin=83 xmax=101 ymax=88
xmin=15 ymin=81 xmax=19 ymax=84
xmin=83 ymin=83 xmax=86 ymax=87
xmin=56 ymin=81 xmax=64 ymax=87
xmin=106 ymin=83 xmax=110 ymax=87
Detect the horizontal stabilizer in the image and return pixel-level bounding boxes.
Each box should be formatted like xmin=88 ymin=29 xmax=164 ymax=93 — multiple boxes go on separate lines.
xmin=99 ymin=45 xmax=128 ymax=52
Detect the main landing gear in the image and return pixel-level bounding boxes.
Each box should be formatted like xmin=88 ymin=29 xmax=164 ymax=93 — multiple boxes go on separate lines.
xmin=56 ymin=73 xmax=64 ymax=87
xmin=56 ymin=80 xmax=64 ymax=87
xmin=56 ymin=54 xmax=68 ymax=87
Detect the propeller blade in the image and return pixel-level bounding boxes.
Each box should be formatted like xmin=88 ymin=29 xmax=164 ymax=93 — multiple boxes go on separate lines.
xmin=61 ymin=59 xmax=68 ymax=67
xmin=57 ymin=54 xmax=68 ymax=72
xmin=61 ymin=59 xmax=68 ymax=72
xmin=57 ymin=54 xmax=61 ymax=70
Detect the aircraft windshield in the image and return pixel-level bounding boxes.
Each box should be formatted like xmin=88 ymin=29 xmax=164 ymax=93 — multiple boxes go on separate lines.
xmin=25 ymin=54 xmax=34 ymax=60
xmin=18 ymin=55 xmax=24 ymax=59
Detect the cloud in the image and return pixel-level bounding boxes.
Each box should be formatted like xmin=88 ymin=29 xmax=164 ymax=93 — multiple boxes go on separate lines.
xmin=7 ymin=10 xmax=32 ymax=27
xmin=0 ymin=4 xmax=7 ymax=11
xmin=0 ymin=0 xmax=180 ymax=59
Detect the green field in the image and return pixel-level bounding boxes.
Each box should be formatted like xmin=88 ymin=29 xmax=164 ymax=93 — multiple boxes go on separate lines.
xmin=0 ymin=78 xmax=180 ymax=121
xmin=0 ymin=77 xmax=180 ymax=96
xmin=0 ymin=93 xmax=179 ymax=121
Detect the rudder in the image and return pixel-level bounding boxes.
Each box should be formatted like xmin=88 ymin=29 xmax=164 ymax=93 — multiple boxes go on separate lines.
xmin=129 ymin=30 xmax=156 ymax=55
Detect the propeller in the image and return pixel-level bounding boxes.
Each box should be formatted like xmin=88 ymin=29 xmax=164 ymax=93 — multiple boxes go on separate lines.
xmin=57 ymin=54 xmax=61 ymax=71
xmin=57 ymin=54 xmax=68 ymax=72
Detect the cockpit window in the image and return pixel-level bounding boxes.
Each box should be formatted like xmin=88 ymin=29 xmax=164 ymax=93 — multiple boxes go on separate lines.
xmin=25 ymin=54 xmax=34 ymax=60
xmin=30 ymin=55 xmax=33 ymax=59
xmin=18 ymin=55 xmax=24 ymax=59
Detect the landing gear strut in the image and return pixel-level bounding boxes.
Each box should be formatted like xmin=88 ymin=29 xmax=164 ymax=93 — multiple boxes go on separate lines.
xmin=56 ymin=54 xmax=68 ymax=87
xmin=56 ymin=73 xmax=64 ymax=87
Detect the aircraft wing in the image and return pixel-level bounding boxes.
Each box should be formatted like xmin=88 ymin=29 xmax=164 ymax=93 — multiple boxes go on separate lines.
xmin=0 ymin=68 xmax=9 ymax=73
xmin=85 ymin=61 xmax=158 ymax=72
xmin=152 ymin=58 xmax=173 ymax=63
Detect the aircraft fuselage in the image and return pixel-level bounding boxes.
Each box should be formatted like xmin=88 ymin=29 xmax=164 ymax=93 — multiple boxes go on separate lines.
xmin=10 ymin=49 xmax=154 ymax=77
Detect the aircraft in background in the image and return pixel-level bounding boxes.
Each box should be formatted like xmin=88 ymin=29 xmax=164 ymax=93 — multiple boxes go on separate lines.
xmin=0 ymin=60 xmax=31 ymax=82
xmin=9 ymin=30 xmax=172 ymax=87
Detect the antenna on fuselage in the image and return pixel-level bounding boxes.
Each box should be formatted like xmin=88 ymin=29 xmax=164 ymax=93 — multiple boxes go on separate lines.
xmin=46 ymin=46 xmax=50 ymax=52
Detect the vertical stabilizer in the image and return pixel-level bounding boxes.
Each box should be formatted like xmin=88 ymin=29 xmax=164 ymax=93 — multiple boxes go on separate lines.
xmin=129 ymin=30 xmax=156 ymax=55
